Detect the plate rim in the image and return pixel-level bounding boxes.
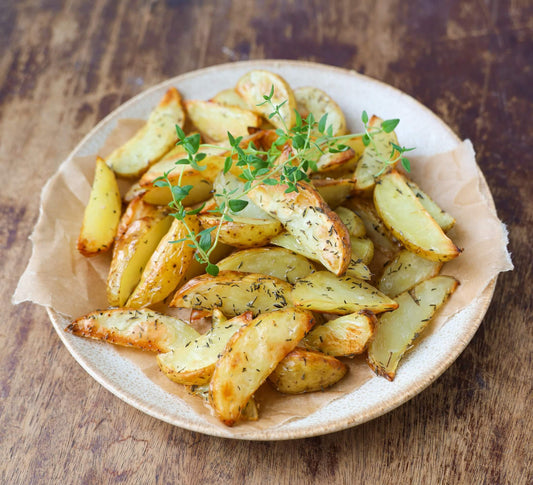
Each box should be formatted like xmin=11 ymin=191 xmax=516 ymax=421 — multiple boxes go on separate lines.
xmin=47 ymin=59 xmax=498 ymax=440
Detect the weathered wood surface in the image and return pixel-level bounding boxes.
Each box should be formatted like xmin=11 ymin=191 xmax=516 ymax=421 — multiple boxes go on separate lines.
xmin=1 ymin=1 xmax=531 ymax=483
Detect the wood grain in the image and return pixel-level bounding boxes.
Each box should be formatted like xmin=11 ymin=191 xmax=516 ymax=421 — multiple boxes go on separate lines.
xmin=1 ymin=0 xmax=531 ymax=483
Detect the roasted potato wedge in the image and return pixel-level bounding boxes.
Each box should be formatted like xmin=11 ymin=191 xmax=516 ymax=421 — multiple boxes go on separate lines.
xmin=185 ymin=100 xmax=261 ymax=142
xmin=248 ymin=181 xmax=351 ymax=275
xmin=354 ymin=115 xmax=400 ymax=195
xmin=209 ymin=308 xmax=315 ymax=425
xmin=311 ymin=178 xmax=356 ymax=209
xmin=67 ymin=308 xmax=199 ymax=353
xmin=378 ymin=249 xmax=443 ymax=298
xmin=374 ymin=170 xmax=460 ymax=261
xmin=180 ymin=240 xmax=234 ymax=286
xmin=406 ymin=179 xmax=456 ymax=232
xmin=294 ymin=86 xmax=347 ymax=136
xmin=171 ymin=271 xmax=292 ymax=316
xmin=139 ymin=145 xmax=226 ymax=206
xmin=107 ymin=209 xmax=172 ymax=307
xmin=292 ymin=271 xmax=397 ymax=315
xmin=216 ymin=247 xmax=315 ymax=284
xmin=334 ymin=206 xmax=366 ymax=238
xmin=77 ymin=157 xmax=122 ymax=256
xmin=368 ymin=275 xmax=459 ymax=380
xmin=187 ymin=384 xmax=259 ymax=421
xmin=210 ymin=88 xmax=251 ymax=110
xmin=350 ymin=236 xmax=374 ymax=265
xmin=116 ymin=195 xmax=156 ymax=240
xmin=235 ymin=70 xmax=297 ymax=130
xmin=315 ymin=148 xmax=355 ymax=173
xmin=302 ymin=312 xmax=375 ymax=357
xmin=344 ymin=198 xmax=399 ymax=254
xmin=106 ymin=87 xmax=185 ymax=178
xmin=126 ymin=214 xmax=200 ymax=308
xmin=157 ymin=312 xmax=253 ymax=385
xmin=268 ymin=348 xmax=347 ymax=394
xmin=198 ymin=214 xmax=283 ymax=248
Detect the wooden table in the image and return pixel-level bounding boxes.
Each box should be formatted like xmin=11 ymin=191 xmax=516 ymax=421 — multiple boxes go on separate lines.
xmin=1 ymin=1 xmax=531 ymax=483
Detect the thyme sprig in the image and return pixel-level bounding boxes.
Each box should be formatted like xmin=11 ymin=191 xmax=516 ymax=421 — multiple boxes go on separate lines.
xmin=154 ymin=88 xmax=414 ymax=276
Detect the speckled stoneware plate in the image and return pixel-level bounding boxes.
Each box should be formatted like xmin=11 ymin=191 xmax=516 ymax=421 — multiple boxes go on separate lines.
xmin=48 ymin=60 xmax=497 ymax=440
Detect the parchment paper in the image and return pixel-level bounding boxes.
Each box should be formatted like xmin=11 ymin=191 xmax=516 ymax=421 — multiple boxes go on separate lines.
xmin=13 ymin=119 xmax=513 ymax=432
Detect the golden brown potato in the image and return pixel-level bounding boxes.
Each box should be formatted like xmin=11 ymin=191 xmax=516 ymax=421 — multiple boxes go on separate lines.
xmin=216 ymin=247 xmax=315 ymax=284
xmin=106 ymin=209 xmax=172 ymax=307
xmin=106 ymin=87 xmax=185 ymax=178
xmin=334 ymin=206 xmax=366 ymax=238
xmin=302 ymin=312 xmax=375 ymax=357
xmin=126 ymin=214 xmax=200 ymax=308
xmin=66 ymin=308 xmax=199 ymax=353
xmin=368 ymin=275 xmax=459 ymax=380
xmin=378 ymin=249 xmax=443 ymax=298
xmin=248 ymin=181 xmax=351 ymax=275
xmin=171 ymin=271 xmax=293 ymax=316
xmin=354 ymin=115 xmax=400 ymax=195
xmin=291 ymin=271 xmax=398 ymax=315
xmin=198 ymin=213 xmax=283 ymax=248
xmin=210 ymin=88 xmax=251 ymax=110
xmin=405 ymin=179 xmax=456 ymax=232
xmin=139 ymin=145 xmax=226 ymax=206
xmin=374 ymin=170 xmax=460 ymax=262
xmin=185 ymin=100 xmax=261 ymax=142
xmin=311 ymin=179 xmax=356 ymax=209
xmin=268 ymin=348 xmax=347 ymax=394
xmin=77 ymin=157 xmax=122 ymax=257
xmin=157 ymin=312 xmax=253 ymax=386
xmin=209 ymin=308 xmax=315 ymax=425
xmin=235 ymin=70 xmax=297 ymax=130
xmin=294 ymin=86 xmax=347 ymax=136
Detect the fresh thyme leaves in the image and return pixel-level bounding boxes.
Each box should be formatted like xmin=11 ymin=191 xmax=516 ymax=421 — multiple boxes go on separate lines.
xmin=155 ymin=88 xmax=414 ymax=276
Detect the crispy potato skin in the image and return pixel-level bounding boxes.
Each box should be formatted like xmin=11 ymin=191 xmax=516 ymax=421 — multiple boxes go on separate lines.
xmin=209 ymin=308 xmax=315 ymax=426
xmin=268 ymin=348 xmax=348 ymax=394
xmin=77 ymin=157 xmax=121 ymax=257
xmin=248 ymin=181 xmax=351 ymax=275
xmin=66 ymin=308 xmax=199 ymax=353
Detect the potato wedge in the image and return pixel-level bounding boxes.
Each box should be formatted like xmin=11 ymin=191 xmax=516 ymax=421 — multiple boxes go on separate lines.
xmin=77 ymin=157 xmax=122 ymax=256
xmin=171 ymin=271 xmax=292 ymax=316
xmin=187 ymin=384 xmax=259 ymax=421
xmin=126 ymin=214 xmax=200 ymax=308
xmin=354 ymin=115 xmax=399 ymax=195
xmin=292 ymin=271 xmax=397 ymax=314
xmin=66 ymin=308 xmax=199 ymax=353
xmin=107 ymin=210 xmax=172 ymax=307
xmin=311 ymin=179 xmax=356 ymax=209
xmin=248 ymin=181 xmax=351 ymax=275
xmin=334 ymin=206 xmax=366 ymax=238
xmin=198 ymin=213 xmax=283 ymax=248
xmin=139 ymin=145 xmax=226 ymax=206
xmin=406 ymin=179 xmax=456 ymax=232
xmin=378 ymin=249 xmax=443 ymax=297
xmin=350 ymin=236 xmax=374 ymax=265
xmin=180 ymin=240 xmax=234 ymax=286
xmin=185 ymin=100 xmax=261 ymax=142
xmin=368 ymin=275 xmax=459 ymax=380
xmin=157 ymin=312 xmax=252 ymax=386
xmin=268 ymin=348 xmax=347 ymax=394
xmin=302 ymin=312 xmax=375 ymax=357
xmin=235 ymin=70 xmax=297 ymax=130
xmin=345 ymin=257 xmax=372 ymax=281
xmin=106 ymin=87 xmax=185 ymax=178
xmin=294 ymin=86 xmax=347 ymax=136
xmin=209 ymin=308 xmax=315 ymax=425
xmin=210 ymin=88 xmax=251 ymax=110
xmin=344 ymin=197 xmax=399 ymax=254
xmin=374 ymin=171 xmax=460 ymax=261
xmin=216 ymin=247 xmax=315 ymax=283
xmin=314 ymin=148 xmax=355 ymax=173
xmin=116 ymin=194 xmax=157 ymax=240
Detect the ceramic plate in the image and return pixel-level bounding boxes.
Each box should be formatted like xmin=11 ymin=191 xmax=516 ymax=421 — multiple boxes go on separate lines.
xmin=47 ymin=60 xmax=497 ymax=440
